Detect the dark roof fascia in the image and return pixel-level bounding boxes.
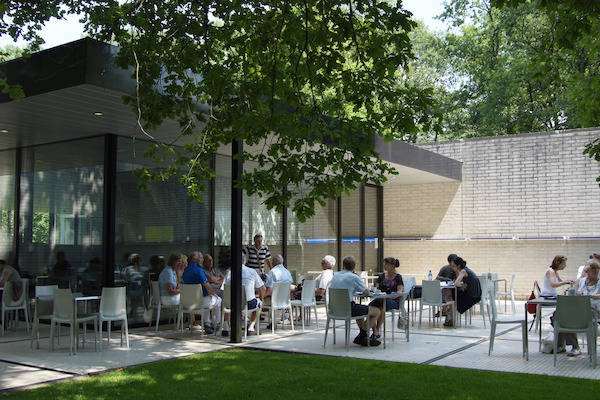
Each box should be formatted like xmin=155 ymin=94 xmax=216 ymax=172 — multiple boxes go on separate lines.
xmin=0 ymin=38 xmax=136 ymax=103
xmin=374 ymin=135 xmax=462 ymax=181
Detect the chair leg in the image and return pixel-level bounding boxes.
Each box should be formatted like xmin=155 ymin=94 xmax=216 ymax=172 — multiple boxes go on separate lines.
xmin=124 ymin=318 xmax=129 ymax=348
xmin=333 ymin=318 xmax=336 ymax=344
xmin=289 ymin=307 xmax=294 ymax=332
xmin=522 ymin=322 xmax=528 ymax=360
xmin=107 ymin=320 xmax=111 ymax=346
xmin=99 ymin=319 xmax=103 ymax=351
xmin=314 ymin=305 xmax=319 ymax=329
xmin=345 ymin=320 xmax=349 ymax=352
xmin=323 ymin=317 xmax=329 ymax=348
xmin=155 ymin=306 xmax=161 ymax=333
xmin=489 ymin=322 xmax=496 ymax=356
xmin=94 ymin=319 xmax=98 ymax=352
xmin=271 ymin=308 xmax=275 ymax=335
xmin=481 ymin=302 xmax=486 ymax=328
xmin=69 ymin=322 xmax=74 ymax=356
xmin=418 ymin=301 xmax=423 ymax=327
xmin=553 ymin=330 xmax=558 ymax=367
xmin=301 ymin=306 xmax=305 ymax=331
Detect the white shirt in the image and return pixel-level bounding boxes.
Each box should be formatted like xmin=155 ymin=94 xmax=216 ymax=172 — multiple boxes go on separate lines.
xmin=329 ymin=270 xmax=367 ymax=301
xmin=265 ymin=264 xmax=293 ymax=288
xmin=541 ymin=268 xmax=558 ymax=297
xmin=223 ymin=265 xmax=265 ymax=302
xmin=577 ymin=277 xmax=600 ymax=310
xmin=315 ymin=269 xmax=334 ymax=290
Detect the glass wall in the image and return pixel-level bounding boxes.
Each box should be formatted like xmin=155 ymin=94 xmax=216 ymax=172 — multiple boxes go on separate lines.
xmin=341 ymin=188 xmax=362 ymax=269
xmin=115 ymin=137 xmax=211 ymax=323
xmin=364 ymin=185 xmax=379 ymax=274
xmin=214 ymin=154 xmax=232 ymax=269
xmin=18 ymin=138 xmax=104 ymax=289
xmin=287 ymin=190 xmax=337 ymax=276
xmin=0 ymin=150 xmax=15 ymax=263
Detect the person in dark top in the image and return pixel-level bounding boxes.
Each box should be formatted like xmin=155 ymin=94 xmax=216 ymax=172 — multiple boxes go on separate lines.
xmin=369 ymin=257 xmax=404 ymax=339
xmin=53 ymin=251 xmax=72 ymax=288
xmin=445 ymin=256 xmax=481 ymax=327
xmin=436 ymin=254 xmax=458 ymax=317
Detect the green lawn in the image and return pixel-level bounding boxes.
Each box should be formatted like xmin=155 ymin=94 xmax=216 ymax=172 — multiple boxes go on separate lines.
xmin=4 ymin=349 xmax=599 ymax=399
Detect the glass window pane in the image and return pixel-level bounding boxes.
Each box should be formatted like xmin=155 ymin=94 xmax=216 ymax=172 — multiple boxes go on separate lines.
xmin=341 ymin=188 xmax=361 ymax=270
xmin=0 ymin=150 xmax=15 ymax=262
xmin=18 ymin=138 xmax=104 ymax=291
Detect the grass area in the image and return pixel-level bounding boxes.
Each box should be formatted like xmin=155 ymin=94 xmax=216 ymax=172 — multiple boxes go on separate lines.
xmin=4 ymin=349 xmax=599 ymax=399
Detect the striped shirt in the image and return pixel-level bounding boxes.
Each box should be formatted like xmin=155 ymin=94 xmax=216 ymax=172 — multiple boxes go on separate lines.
xmin=244 ymin=244 xmax=271 ymax=270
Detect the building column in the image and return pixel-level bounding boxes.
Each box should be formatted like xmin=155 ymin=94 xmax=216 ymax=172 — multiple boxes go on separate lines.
xmin=102 ymin=134 xmax=117 ymax=287
xmin=230 ymin=139 xmax=243 ymax=343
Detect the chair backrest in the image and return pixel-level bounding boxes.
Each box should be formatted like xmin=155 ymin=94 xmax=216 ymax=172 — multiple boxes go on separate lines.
xmin=421 ymin=280 xmax=442 ymax=303
xmin=301 ymin=279 xmax=317 ymax=303
xmin=36 ymin=284 xmax=59 ymax=298
xmin=508 ymin=274 xmax=516 ymax=290
xmin=180 ymin=284 xmax=204 ymax=311
xmin=150 ymin=281 xmax=161 ymax=305
xmin=3 ymin=278 xmax=29 ymax=307
xmin=486 ymin=281 xmax=499 ymax=320
xmin=272 ymin=282 xmax=291 ymax=308
xmin=404 ymin=277 xmax=417 ymax=295
xmin=327 ymin=288 xmax=351 ymax=318
xmin=555 ymin=295 xmax=593 ymax=329
xmin=534 ymin=280 xmax=541 ymax=296
xmin=53 ymin=288 xmax=74 ymax=320
xmin=222 ymin=284 xmax=248 ymax=310
xmin=100 ymin=286 xmax=127 ymax=318
xmin=289 ymin=269 xmax=297 ymax=284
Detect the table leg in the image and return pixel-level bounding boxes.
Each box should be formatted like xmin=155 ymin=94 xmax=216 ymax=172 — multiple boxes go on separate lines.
xmin=382 ymin=298 xmax=386 ymax=349
xmin=537 ymin=305 xmax=542 ymax=351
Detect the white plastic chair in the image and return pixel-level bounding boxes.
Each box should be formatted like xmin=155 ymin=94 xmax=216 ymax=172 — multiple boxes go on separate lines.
xmin=387 ymin=293 xmax=409 ymax=342
xmin=291 ymin=279 xmax=318 ymax=330
xmin=178 ymin=284 xmax=205 ymax=333
xmin=476 ymin=277 xmax=492 ymax=328
xmin=270 ymin=282 xmax=294 ymax=334
xmin=1 ymin=278 xmax=30 ymax=335
xmin=495 ymin=274 xmax=516 ymax=313
xmin=49 ymin=288 xmax=98 ymax=355
xmin=553 ymin=295 xmax=596 ymax=368
xmin=31 ymin=284 xmax=58 ymax=349
xmin=419 ymin=280 xmax=454 ymax=327
xmin=323 ymin=288 xmax=370 ymax=351
xmin=98 ymin=287 xmax=129 ymax=350
xmin=403 ymin=277 xmax=417 ymax=325
xmin=149 ymin=281 xmax=178 ymax=332
xmin=220 ymin=285 xmax=260 ymax=339
xmin=488 ymin=284 xmax=528 ymax=360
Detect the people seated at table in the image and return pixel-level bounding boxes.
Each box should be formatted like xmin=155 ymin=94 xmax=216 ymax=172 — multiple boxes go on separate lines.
xmin=122 ymin=253 xmax=144 ymax=283
xmin=52 ymin=251 xmax=73 ymax=288
xmin=445 ymin=256 xmax=481 ymax=327
xmin=575 ymin=261 xmax=600 ymax=321
xmin=315 ymin=255 xmax=335 ymax=301
xmin=0 ymin=259 xmax=22 ymax=301
xmin=182 ymin=251 xmax=222 ymax=334
xmin=81 ymin=257 xmax=102 ymax=294
xmin=158 ymin=253 xmax=186 ymax=306
xmin=576 ymin=254 xmax=600 ymax=280
xmin=264 ymin=254 xmax=294 ymax=298
xmin=436 ymin=254 xmax=458 ymax=317
xmin=149 ymin=255 xmax=166 ymax=281
xmin=541 ymin=255 xmax=573 ymax=298
xmin=330 ymin=256 xmax=381 ymax=346
xmin=221 ymin=253 xmax=266 ymax=336
xmin=202 ymin=254 xmax=224 ymax=297
xmin=369 ymin=257 xmax=404 ymax=339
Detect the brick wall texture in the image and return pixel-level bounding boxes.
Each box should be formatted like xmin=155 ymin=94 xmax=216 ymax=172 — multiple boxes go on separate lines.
xmin=383 ymin=128 xmax=600 ymax=298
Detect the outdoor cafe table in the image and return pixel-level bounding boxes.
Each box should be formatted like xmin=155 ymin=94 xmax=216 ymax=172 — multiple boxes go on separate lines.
xmin=355 ymin=291 xmax=410 ymax=348
xmin=524 ymin=297 xmax=557 ymax=351
xmin=32 ymin=293 xmax=101 ymax=351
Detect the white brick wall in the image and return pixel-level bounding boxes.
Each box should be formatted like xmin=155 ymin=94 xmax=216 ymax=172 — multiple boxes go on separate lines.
xmin=383 ymin=128 xmax=600 ymax=298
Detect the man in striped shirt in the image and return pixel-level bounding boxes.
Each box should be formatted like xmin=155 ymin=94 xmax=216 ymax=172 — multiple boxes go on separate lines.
xmin=244 ymin=234 xmax=272 ymax=278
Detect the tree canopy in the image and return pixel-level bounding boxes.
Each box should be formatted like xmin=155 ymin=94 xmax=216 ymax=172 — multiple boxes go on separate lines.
xmin=1 ymin=0 xmax=439 ymax=221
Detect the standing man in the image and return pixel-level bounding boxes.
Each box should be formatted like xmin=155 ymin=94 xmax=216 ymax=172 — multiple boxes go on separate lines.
xmin=329 ymin=256 xmax=381 ymax=347
xmin=244 ymin=234 xmax=272 ymax=280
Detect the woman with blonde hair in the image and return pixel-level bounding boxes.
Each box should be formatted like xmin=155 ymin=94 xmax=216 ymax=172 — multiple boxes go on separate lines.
xmin=157 ymin=253 xmax=188 ymax=306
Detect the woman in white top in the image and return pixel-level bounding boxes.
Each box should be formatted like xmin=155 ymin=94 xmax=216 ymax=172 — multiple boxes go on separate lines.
xmin=541 ymin=255 xmax=572 ymax=297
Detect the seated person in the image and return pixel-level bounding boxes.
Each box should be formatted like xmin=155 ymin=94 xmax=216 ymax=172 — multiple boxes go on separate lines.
xmin=158 ymin=253 xmax=186 ymax=306
xmin=437 ymin=253 xmax=458 ymax=316
xmin=221 ymin=253 xmax=266 ymax=336
xmin=122 ymin=253 xmax=144 ymax=282
xmin=0 ymin=259 xmax=22 ymax=301
xmin=149 ymin=255 xmax=166 ymax=281
xmin=541 ymin=255 xmax=572 ymax=298
xmin=445 ymin=256 xmax=481 ymax=327
xmin=369 ymin=257 xmax=404 ymax=339
xmin=202 ymin=254 xmax=224 ymax=296
xmin=314 ymin=255 xmax=335 ymax=301
xmin=330 ymin=256 xmax=381 ymax=346
xmin=182 ymin=251 xmax=222 ymax=334
xmin=52 ymin=251 xmax=72 ymax=288
xmin=264 ymin=254 xmax=294 ymax=297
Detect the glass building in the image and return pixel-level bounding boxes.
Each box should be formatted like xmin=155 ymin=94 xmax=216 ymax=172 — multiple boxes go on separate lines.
xmin=0 ymin=39 xmax=461 ymax=325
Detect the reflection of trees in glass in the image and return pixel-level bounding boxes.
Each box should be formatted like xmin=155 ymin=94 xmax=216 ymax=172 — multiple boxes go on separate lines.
xmin=32 ymin=212 xmax=49 ymax=244
xmin=1 ymin=210 xmax=13 ymax=237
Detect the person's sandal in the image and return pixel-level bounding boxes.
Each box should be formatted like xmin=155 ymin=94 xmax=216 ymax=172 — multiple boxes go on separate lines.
xmin=567 ymin=349 xmax=582 ymax=357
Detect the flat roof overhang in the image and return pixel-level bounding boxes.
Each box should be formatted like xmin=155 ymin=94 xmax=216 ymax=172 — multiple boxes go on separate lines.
xmin=0 ymin=38 xmax=461 ymax=183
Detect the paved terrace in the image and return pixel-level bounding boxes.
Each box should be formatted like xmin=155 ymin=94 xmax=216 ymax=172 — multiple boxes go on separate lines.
xmin=1 ymin=301 xmax=598 ymax=392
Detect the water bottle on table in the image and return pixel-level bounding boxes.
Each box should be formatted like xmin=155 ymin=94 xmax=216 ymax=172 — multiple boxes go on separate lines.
xmin=427 ymin=270 xmax=432 ymax=280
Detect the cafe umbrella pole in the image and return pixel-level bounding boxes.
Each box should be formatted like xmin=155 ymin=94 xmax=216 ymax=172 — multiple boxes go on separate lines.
xmin=230 ymin=139 xmax=243 ymax=343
